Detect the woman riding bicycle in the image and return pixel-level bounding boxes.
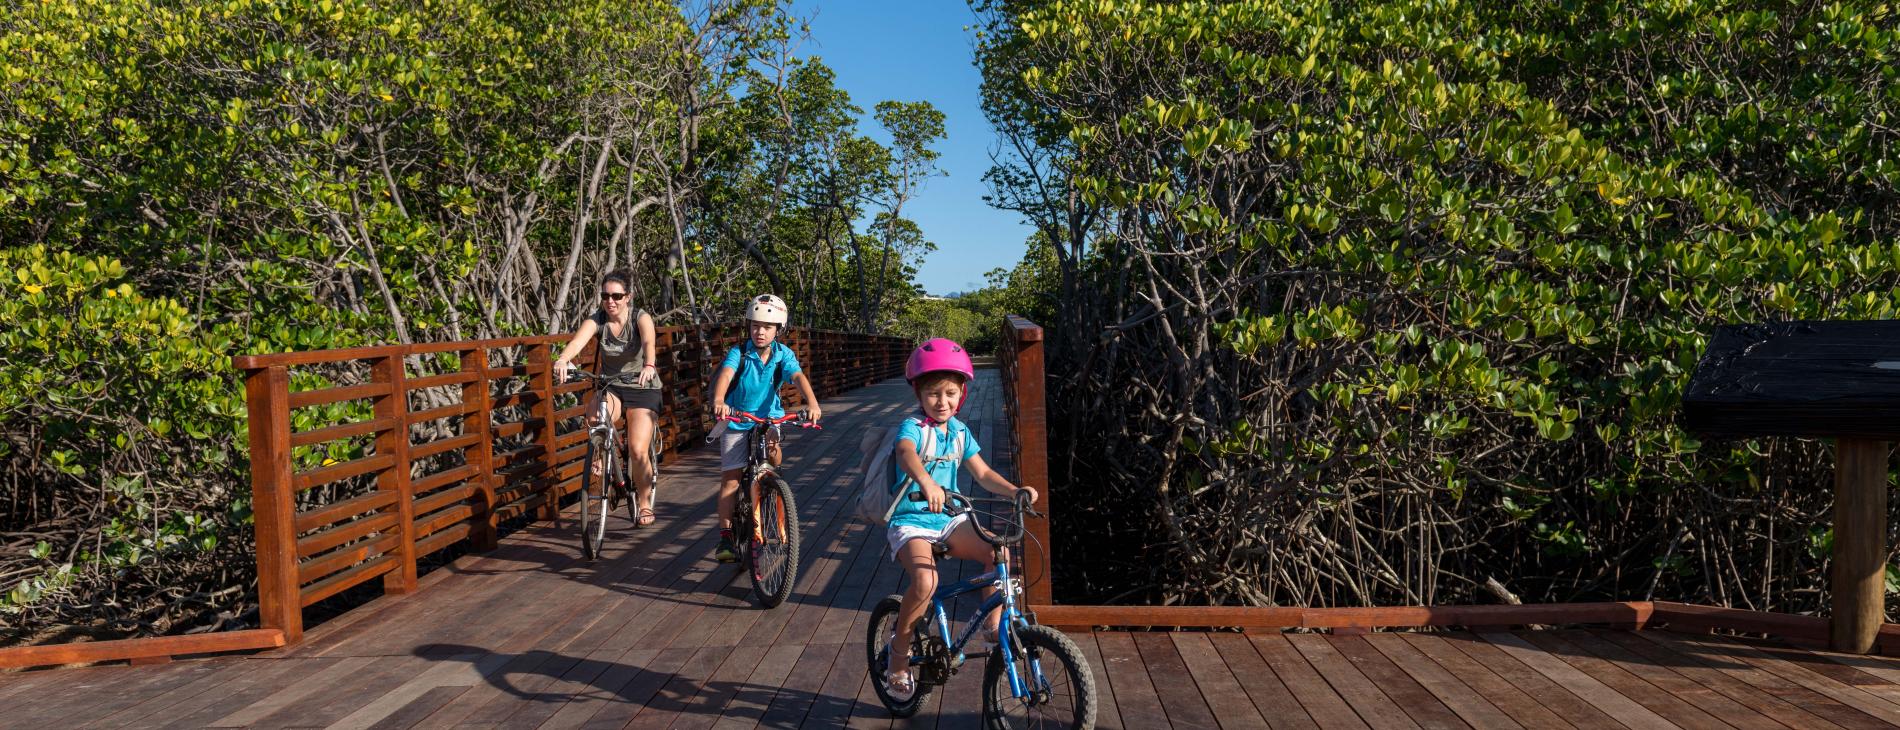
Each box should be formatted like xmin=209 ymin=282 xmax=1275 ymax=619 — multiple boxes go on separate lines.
xmin=552 ymin=268 xmax=662 ymax=527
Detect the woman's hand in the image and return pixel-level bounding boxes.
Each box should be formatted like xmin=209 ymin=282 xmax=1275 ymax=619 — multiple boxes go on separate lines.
xmin=554 ymin=359 xmax=571 ymax=384
xmin=1016 ymin=486 xmax=1040 ymax=505
xmin=638 ymin=363 xmax=658 ymax=387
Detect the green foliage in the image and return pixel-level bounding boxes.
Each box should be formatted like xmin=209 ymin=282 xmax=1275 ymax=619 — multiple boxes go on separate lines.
xmin=981 ymin=0 xmax=1899 ymax=609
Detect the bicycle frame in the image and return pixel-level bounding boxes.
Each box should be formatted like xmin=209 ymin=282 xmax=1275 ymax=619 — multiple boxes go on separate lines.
xmin=908 ymin=545 xmax=1049 ymax=700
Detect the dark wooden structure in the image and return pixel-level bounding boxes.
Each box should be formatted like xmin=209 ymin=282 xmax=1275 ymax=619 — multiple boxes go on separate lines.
xmin=1684 ymin=320 xmax=1900 ymax=654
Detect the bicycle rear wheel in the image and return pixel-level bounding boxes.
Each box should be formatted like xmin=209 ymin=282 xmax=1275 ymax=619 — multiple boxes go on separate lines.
xmin=747 ymin=472 xmax=799 ymax=607
xmin=579 ymin=435 xmax=614 ymax=561
xmin=982 ymin=624 xmax=1097 ymax=730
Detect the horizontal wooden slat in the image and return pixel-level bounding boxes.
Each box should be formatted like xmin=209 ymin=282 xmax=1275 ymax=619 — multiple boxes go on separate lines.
xmin=234 ymin=345 xmax=405 ymax=369
xmin=554 ymin=403 xmax=590 ymax=422
xmin=410 ymin=432 xmax=481 ymax=461
xmin=0 ymin=629 xmax=285 ymax=669
xmin=1651 ymin=601 xmax=1900 ymax=651
xmin=492 ymin=391 xmax=542 ymax=410
xmin=300 ymin=554 xmax=398 ymax=607
xmin=294 ymin=491 xmax=399 ymax=534
xmin=292 ymin=453 xmax=397 ymax=491
xmin=485 ymin=364 xmax=538 ymax=380
xmin=299 ymin=532 xmax=401 ymax=587
xmin=412 ymin=464 xmax=480 ymax=495
xmin=288 ymin=382 xmax=393 ymax=409
xmin=414 ymin=483 xmax=474 ymax=518
xmin=493 ymin=419 xmax=541 ymax=438
xmin=494 ymin=443 xmax=547 ymax=467
xmin=414 ymin=504 xmax=474 ymax=538
xmin=290 ymin=416 xmax=398 ymax=448
xmin=409 ymin=401 xmax=475 ymax=424
xmin=406 ymin=371 xmax=479 ymax=390
xmin=1028 ymin=603 xmax=1657 ymax=632
xmin=415 ymin=523 xmax=471 ymax=557
xmin=297 ymin=511 xmax=399 ymax=558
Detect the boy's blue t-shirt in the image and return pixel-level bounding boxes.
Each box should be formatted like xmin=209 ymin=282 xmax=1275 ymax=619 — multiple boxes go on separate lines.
xmin=887 ymin=416 xmax=982 ymax=532
xmin=720 ymin=342 xmax=802 ymax=430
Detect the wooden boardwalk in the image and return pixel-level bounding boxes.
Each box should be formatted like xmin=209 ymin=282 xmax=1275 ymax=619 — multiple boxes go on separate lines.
xmin=7 ymin=372 xmax=1900 ymax=728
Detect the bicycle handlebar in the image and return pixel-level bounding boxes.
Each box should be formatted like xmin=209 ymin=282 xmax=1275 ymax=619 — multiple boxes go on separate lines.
xmin=906 ymin=490 xmax=1038 ymax=547
xmin=702 ymin=410 xmax=821 ymax=444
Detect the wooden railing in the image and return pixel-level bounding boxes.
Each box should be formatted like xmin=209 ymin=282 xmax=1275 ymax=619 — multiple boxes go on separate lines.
xmin=998 ymin=315 xmax=1054 ymax=606
xmin=224 ymin=325 xmax=905 ymax=648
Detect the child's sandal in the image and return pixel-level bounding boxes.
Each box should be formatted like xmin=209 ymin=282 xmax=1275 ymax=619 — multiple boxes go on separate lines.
xmin=884 ymin=667 xmax=916 ymax=700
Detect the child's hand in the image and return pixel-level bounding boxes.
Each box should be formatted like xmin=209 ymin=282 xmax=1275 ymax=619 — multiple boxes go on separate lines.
xmin=1017 ymin=486 xmax=1040 ymax=505
xmin=713 ymin=402 xmax=731 ymax=421
xmin=920 ymin=481 xmax=947 ymax=513
xmin=805 ymin=404 xmax=823 ymax=423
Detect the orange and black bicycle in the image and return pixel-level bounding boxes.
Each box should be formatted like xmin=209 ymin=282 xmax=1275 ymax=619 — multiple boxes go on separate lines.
xmin=707 ymin=410 xmax=819 ymax=607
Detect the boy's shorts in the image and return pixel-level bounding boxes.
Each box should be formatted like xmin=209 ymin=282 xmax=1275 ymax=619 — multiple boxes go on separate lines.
xmin=718 ymin=425 xmax=781 ymax=472
xmin=886 ymin=513 xmax=972 ymax=560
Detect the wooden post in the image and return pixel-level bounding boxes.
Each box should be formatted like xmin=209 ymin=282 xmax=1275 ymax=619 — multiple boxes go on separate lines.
xmin=528 ymin=343 xmax=561 ymax=521
xmin=1833 ymin=438 xmax=1890 ymax=653
xmin=461 ymin=347 xmax=498 ymax=551
xmin=243 ymin=365 xmax=302 ymax=643
xmin=372 ymin=354 xmax=417 ymax=594
xmin=1005 ymin=317 xmax=1055 ymax=606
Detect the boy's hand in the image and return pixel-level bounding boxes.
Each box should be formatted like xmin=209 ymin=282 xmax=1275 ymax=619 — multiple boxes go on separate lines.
xmin=713 ymin=403 xmax=731 ymax=421
xmin=920 ymin=481 xmax=947 ymax=513
xmin=805 ymin=404 xmax=823 ymax=423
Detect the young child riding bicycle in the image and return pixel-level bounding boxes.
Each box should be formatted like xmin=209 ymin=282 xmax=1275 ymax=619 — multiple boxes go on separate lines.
xmin=709 ymin=294 xmax=823 ymax=563
xmin=883 ymin=338 xmax=1039 ymax=700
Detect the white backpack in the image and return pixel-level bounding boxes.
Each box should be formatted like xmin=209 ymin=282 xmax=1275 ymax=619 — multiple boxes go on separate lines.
xmin=851 ymin=417 xmax=967 ymax=525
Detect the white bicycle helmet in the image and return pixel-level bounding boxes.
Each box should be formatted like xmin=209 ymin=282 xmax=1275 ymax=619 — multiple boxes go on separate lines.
xmin=747 ymin=293 xmax=789 ymax=325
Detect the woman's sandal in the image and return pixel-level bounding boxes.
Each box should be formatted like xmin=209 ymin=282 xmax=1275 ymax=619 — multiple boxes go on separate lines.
xmin=636 ymin=506 xmax=656 ymax=527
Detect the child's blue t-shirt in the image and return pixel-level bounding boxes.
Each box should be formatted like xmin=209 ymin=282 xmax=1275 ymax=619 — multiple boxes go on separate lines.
xmin=887 ymin=416 xmax=982 ymax=532
xmin=720 ymin=342 xmax=802 ymax=430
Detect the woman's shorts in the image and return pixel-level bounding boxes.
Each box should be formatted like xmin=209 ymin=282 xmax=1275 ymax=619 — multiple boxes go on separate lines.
xmin=718 ymin=425 xmax=780 ymax=472
xmin=593 ymin=385 xmax=661 ymax=419
xmin=886 ymin=513 xmax=973 ymax=560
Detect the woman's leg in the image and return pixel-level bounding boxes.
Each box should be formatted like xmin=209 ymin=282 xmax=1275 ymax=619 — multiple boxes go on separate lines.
xmin=626 ymin=406 xmax=657 ymax=517
xmin=585 ymin=390 xmax=622 ymax=485
xmin=944 ymin=520 xmax=1007 ymax=633
xmin=890 ymin=538 xmax=939 ymax=681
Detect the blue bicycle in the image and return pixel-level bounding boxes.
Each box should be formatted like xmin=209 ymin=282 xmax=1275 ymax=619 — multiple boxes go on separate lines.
xmin=866 ymin=490 xmax=1097 ymax=729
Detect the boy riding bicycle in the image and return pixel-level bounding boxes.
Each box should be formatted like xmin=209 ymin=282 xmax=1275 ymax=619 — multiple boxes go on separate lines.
xmin=883 ymin=338 xmax=1038 ymax=700
xmin=709 ymin=294 xmax=823 ymax=563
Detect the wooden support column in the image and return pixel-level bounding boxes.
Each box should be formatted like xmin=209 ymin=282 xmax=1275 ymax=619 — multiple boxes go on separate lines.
xmin=1833 ymin=438 xmax=1890 ymax=653
xmin=461 ymin=347 xmax=498 ymax=551
xmin=372 ymin=354 xmax=417 ymax=594
xmin=528 ymin=343 xmax=561 ymax=522
xmin=243 ymin=365 xmax=302 ymax=644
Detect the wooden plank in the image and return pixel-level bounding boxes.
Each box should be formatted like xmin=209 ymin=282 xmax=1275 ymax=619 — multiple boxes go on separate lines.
xmin=1169 ymin=633 xmax=1270 ymax=730
xmin=1477 ymin=631 xmax=1677 ymax=729
xmin=536 ymin=648 xmax=661 ymax=730
xmin=1328 ymin=635 xmax=1470 ymax=729
xmin=707 ymin=643 xmax=806 ymax=729
xmin=664 ymin=643 xmax=773 ymax=729
xmin=413 ymin=647 xmax=570 ymax=726
xmin=291 ymin=452 xmax=396 ymax=491
xmin=462 ymin=347 xmax=498 ymax=551
xmin=1651 ymin=630 xmax=1900 ymax=726
xmin=409 ymin=431 xmax=480 ymax=461
xmin=245 ymin=364 xmax=303 ymax=643
xmin=365 ymin=685 xmax=470 ymax=730
xmin=1437 ymin=632 xmax=1623 ymax=728
xmin=1593 ymin=629 xmax=1836 ymax=729
xmin=318 ymin=651 xmax=511 ymax=729
xmin=299 ymin=553 xmax=398 ymax=606
xmin=1072 ymin=633 xmax=1128 ymax=730
xmin=404 ymin=369 xmax=478 ymax=390
xmin=1284 ymin=633 xmax=1418 ymax=730
xmin=155 ymin=657 xmax=342 ymax=729
xmin=1835 ymin=438 xmax=1891 ymax=653
xmin=1513 ymin=631 xmax=1730 ymax=730
xmin=1131 ymin=632 xmax=1221 ymax=729
xmin=210 ymin=655 xmax=381 ymax=726
xmin=1094 ymin=632 xmax=1172 ymax=729
xmin=1206 ymin=632 xmax=1317 ymax=730
xmin=1396 ymin=633 xmax=1572 ymax=730
xmin=0 ymin=628 xmax=284 ymax=670
xmin=1550 ymin=630 xmax=1783 ymax=730
xmin=495 ymin=647 xmax=622 ymax=729
xmin=290 ymin=415 xmax=396 ymax=448
xmin=1360 ymin=633 xmax=1517 ymax=730
xmin=1249 ymin=633 xmax=1369 ymax=730
xmin=287 ymin=380 xmax=394 ymax=409
xmin=621 ymin=646 xmax=728 ymax=729
xmin=294 ymin=490 xmax=399 ymax=533
xmin=296 ymin=510 xmax=399 ymax=558
xmin=755 ymin=643 xmax=848 ymax=727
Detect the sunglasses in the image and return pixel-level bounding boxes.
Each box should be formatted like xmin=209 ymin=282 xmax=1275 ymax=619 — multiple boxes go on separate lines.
xmin=600 ymin=292 xmax=627 ymax=301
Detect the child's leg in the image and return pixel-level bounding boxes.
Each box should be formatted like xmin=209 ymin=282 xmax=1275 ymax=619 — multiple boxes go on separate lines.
xmin=944 ymin=520 xmax=1007 ymax=632
xmin=890 ymin=539 xmax=939 ymax=678
xmin=717 ymin=469 xmax=742 ymax=530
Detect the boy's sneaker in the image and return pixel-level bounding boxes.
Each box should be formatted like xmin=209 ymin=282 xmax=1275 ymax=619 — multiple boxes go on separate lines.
xmin=714 ymin=531 xmax=739 ymax=563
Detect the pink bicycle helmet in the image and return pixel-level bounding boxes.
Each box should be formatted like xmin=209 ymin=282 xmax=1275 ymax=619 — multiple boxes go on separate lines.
xmin=906 ymin=338 xmax=974 ymax=383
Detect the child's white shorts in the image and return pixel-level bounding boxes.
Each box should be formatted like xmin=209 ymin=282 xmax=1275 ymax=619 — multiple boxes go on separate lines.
xmin=886 ymin=513 xmax=972 ymax=560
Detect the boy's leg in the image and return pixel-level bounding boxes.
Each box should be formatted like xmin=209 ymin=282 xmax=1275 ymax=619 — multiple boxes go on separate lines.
xmin=890 ymin=539 xmax=940 ymax=681
xmin=945 ymin=520 xmax=1007 ymax=633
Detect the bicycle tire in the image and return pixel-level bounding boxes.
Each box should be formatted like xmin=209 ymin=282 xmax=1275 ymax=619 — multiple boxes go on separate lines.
xmin=579 ymin=436 xmax=612 ymax=560
xmin=981 ymin=624 xmax=1097 ymax=730
xmin=867 ymin=594 xmax=936 ymax=716
xmin=747 ymin=472 xmax=799 ymax=608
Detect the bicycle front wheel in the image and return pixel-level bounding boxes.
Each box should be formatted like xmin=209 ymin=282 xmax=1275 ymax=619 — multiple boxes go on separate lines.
xmin=867 ymin=594 xmax=935 ymax=716
xmin=579 ymin=436 xmax=613 ymax=561
xmin=982 ymin=624 xmax=1097 ymax=730
xmin=747 ymin=472 xmax=799 ymax=608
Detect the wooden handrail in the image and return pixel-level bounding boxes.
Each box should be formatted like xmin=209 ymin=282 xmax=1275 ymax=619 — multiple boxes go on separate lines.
xmin=998 ymin=315 xmax=1053 ymax=605
xmin=231 ymin=323 xmax=909 ymax=650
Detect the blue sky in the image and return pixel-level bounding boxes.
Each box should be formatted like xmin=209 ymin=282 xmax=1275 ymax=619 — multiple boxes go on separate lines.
xmin=789 ymin=0 xmax=1034 ymax=296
